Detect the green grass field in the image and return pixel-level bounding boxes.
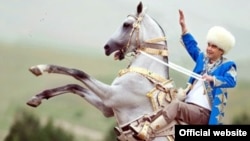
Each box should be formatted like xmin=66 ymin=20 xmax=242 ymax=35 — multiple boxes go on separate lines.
xmin=1 ymin=43 xmax=249 ymax=141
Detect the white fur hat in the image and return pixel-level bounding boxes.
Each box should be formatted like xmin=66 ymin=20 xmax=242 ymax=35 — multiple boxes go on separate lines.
xmin=206 ymin=26 xmax=235 ymax=54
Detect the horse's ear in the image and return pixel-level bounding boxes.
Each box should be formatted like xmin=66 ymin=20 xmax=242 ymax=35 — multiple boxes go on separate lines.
xmin=137 ymin=1 xmax=143 ymax=14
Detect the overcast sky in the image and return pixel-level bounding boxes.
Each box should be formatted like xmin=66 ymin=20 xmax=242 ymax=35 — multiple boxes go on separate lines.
xmin=1 ymin=0 xmax=249 ymax=61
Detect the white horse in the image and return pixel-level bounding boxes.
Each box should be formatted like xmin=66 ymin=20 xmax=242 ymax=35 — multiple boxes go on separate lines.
xmin=27 ymin=2 xmax=179 ymax=141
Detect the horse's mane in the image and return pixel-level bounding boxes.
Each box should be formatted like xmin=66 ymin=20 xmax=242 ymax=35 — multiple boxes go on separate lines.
xmin=150 ymin=16 xmax=167 ymax=45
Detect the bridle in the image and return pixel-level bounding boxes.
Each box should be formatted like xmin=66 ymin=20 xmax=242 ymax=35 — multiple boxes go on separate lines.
xmin=121 ymin=9 xmax=168 ymax=57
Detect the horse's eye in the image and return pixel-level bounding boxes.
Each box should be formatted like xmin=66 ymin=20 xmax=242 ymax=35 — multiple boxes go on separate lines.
xmin=123 ymin=22 xmax=131 ymax=28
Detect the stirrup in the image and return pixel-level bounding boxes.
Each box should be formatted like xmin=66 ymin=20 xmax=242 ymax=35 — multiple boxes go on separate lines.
xmin=130 ymin=121 xmax=151 ymax=140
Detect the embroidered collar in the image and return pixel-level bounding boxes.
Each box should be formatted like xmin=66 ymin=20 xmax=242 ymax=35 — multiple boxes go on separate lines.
xmin=203 ymin=57 xmax=223 ymax=74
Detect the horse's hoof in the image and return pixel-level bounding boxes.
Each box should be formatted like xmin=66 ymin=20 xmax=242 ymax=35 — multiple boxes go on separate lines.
xmin=29 ymin=66 xmax=42 ymax=76
xmin=26 ymin=96 xmax=42 ymax=107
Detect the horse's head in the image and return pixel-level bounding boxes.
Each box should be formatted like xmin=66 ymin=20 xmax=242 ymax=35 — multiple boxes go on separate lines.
xmin=104 ymin=2 xmax=167 ymax=60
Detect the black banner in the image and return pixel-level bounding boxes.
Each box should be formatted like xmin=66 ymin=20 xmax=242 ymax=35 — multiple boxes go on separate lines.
xmin=175 ymin=125 xmax=250 ymax=140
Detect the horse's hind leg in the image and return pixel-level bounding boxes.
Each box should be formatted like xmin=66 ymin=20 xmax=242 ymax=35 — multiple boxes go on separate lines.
xmin=27 ymin=84 xmax=114 ymax=117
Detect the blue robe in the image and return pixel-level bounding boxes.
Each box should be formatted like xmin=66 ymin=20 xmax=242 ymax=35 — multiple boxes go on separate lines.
xmin=181 ymin=33 xmax=237 ymax=125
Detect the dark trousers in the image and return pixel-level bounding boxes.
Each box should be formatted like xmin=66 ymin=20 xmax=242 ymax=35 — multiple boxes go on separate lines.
xmin=162 ymin=100 xmax=210 ymax=124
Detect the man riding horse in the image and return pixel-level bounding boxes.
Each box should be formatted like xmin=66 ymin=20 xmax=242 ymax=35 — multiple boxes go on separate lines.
xmin=131 ymin=8 xmax=237 ymax=140
xmin=26 ymin=2 xmax=237 ymax=141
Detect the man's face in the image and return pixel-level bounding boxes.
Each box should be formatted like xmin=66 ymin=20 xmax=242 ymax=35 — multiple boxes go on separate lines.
xmin=206 ymin=42 xmax=224 ymax=62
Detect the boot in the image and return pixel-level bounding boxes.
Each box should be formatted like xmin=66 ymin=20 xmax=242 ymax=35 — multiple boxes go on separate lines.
xmin=129 ymin=109 xmax=169 ymax=140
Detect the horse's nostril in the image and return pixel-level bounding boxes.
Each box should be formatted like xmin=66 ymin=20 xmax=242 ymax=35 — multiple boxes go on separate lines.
xmin=104 ymin=44 xmax=109 ymax=50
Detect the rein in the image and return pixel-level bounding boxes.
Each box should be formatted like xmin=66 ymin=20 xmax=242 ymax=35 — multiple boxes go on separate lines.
xmin=140 ymin=51 xmax=204 ymax=81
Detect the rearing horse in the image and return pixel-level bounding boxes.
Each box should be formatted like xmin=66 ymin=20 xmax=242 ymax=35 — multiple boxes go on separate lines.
xmin=27 ymin=2 xmax=179 ymax=141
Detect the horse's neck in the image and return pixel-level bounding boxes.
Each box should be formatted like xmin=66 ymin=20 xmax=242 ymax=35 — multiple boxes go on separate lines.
xmin=129 ymin=54 xmax=168 ymax=78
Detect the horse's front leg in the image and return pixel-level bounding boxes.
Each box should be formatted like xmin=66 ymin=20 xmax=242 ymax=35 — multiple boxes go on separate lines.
xmin=27 ymin=84 xmax=114 ymax=117
xmin=29 ymin=64 xmax=71 ymax=76
xmin=29 ymin=64 xmax=112 ymax=100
